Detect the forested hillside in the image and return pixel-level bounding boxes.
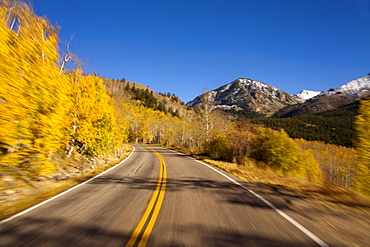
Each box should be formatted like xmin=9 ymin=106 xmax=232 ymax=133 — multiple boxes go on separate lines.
xmin=252 ymin=102 xmax=358 ymax=147
xmin=103 ymin=78 xmax=185 ymax=118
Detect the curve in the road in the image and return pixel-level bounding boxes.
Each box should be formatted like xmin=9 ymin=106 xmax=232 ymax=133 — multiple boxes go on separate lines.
xmin=126 ymin=147 xmax=167 ymax=247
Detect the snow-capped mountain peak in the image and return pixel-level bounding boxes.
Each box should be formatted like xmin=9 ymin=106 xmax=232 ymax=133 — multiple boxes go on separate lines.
xmin=294 ymin=90 xmax=321 ymax=100
xmin=335 ymin=75 xmax=370 ymax=95
xmin=188 ymin=74 xmax=370 ymax=119
xmin=188 ymin=78 xmax=298 ymax=117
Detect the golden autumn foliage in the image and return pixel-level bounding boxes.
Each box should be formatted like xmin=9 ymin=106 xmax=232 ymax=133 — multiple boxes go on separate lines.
xmin=0 ymin=0 xmax=119 ymax=179
xmin=67 ymin=70 xmax=120 ymax=155
xmin=204 ymin=125 xmax=323 ymax=184
xmin=295 ymin=139 xmax=356 ymax=189
xmin=116 ymin=101 xmax=196 ymax=148
xmin=0 ymin=0 xmax=72 ymax=175
xmin=251 ymin=128 xmax=323 ymax=183
xmin=205 ymin=124 xmax=256 ymax=164
xmin=354 ymin=97 xmax=370 ymax=194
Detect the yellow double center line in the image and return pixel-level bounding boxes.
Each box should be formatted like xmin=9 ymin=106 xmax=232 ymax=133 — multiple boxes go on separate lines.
xmin=126 ymin=147 xmax=167 ymax=247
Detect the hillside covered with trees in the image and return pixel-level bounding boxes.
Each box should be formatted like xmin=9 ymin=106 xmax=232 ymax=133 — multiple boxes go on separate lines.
xmin=252 ymin=103 xmax=358 ymax=147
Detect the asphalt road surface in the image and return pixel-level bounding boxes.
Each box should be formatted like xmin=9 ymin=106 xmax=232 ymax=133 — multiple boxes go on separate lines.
xmin=0 ymin=145 xmax=346 ymax=246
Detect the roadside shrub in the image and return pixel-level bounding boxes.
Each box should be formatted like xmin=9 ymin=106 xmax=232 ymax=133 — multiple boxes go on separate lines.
xmin=205 ymin=125 xmax=256 ymax=164
xmin=205 ymin=126 xmax=323 ymax=184
xmin=252 ymin=127 xmax=322 ymax=182
xmin=225 ymin=127 xmax=256 ymax=165
xmin=205 ymin=135 xmax=230 ymax=160
xmin=252 ymin=128 xmax=303 ymax=173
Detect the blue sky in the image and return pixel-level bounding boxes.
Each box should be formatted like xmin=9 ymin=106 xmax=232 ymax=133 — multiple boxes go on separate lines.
xmin=31 ymin=0 xmax=370 ymax=102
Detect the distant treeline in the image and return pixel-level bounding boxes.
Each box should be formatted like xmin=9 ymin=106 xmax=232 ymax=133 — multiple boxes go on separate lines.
xmin=252 ymin=103 xmax=358 ymax=147
xmin=129 ymin=84 xmax=181 ymax=117
xmin=105 ymin=80 xmax=182 ymax=118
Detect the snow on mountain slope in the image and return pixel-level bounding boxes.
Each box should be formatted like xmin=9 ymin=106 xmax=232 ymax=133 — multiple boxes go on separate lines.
xmin=188 ymin=78 xmax=298 ymax=117
xmin=274 ymin=74 xmax=370 ymax=118
xmin=336 ymin=75 xmax=370 ymax=95
xmin=294 ymin=90 xmax=321 ymax=100
xmin=292 ymin=75 xmax=370 ymax=102
xmin=189 ymin=74 xmax=370 ymax=118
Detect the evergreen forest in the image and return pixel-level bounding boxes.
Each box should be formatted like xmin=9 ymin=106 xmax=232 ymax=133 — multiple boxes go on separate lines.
xmin=252 ymin=103 xmax=358 ymax=147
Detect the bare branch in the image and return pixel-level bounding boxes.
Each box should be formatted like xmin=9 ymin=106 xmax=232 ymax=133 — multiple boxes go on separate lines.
xmin=59 ymin=34 xmax=79 ymax=73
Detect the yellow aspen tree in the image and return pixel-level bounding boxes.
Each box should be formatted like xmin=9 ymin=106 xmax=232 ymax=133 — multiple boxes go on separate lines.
xmin=1 ymin=0 xmax=72 ymax=176
xmin=354 ymin=97 xmax=370 ymax=194
xmin=67 ymin=70 xmax=118 ymax=155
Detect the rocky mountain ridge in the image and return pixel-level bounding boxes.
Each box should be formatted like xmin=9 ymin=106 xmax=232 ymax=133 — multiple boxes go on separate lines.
xmin=188 ymin=74 xmax=370 ymax=118
xmin=188 ymin=78 xmax=298 ymax=117
xmin=274 ymin=74 xmax=370 ymax=117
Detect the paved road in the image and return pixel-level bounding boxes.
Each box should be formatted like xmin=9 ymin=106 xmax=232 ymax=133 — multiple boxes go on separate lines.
xmin=0 ymin=145 xmax=345 ymax=246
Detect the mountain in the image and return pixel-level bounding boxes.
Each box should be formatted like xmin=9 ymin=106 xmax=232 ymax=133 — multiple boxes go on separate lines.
xmin=188 ymin=74 xmax=370 ymax=119
xmin=293 ymin=90 xmax=321 ymax=102
xmin=335 ymin=75 xmax=370 ymax=96
xmin=274 ymin=74 xmax=370 ymax=118
xmin=188 ymin=78 xmax=298 ymax=117
xmin=292 ymin=75 xmax=370 ymax=102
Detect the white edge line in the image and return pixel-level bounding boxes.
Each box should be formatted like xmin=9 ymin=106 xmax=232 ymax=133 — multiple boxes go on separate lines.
xmin=0 ymin=146 xmax=135 ymax=226
xmin=190 ymin=157 xmax=329 ymax=247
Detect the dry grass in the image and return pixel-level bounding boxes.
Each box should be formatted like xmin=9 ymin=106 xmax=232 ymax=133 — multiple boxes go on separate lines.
xmin=0 ymin=145 xmax=133 ymax=221
xmin=0 ymin=180 xmax=80 ymax=220
xmin=202 ymin=158 xmax=370 ymax=209
xmin=204 ymin=158 xmax=308 ymax=188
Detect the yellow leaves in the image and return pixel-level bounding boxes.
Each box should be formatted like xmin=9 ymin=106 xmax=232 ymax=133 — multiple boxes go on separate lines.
xmin=300 ymin=150 xmax=323 ymax=184
xmin=253 ymin=128 xmax=300 ymax=172
xmin=354 ymin=97 xmax=370 ymax=194
xmin=0 ymin=1 xmax=102 ymax=178
xmin=205 ymin=135 xmax=230 ymax=160
xmin=114 ymin=101 xmax=190 ymax=146
xmin=0 ymin=1 xmax=121 ymax=178
xmin=0 ymin=1 xmax=118 ymax=180
xmin=296 ymin=138 xmax=357 ymax=189
xmin=251 ymin=127 xmax=324 ymax=183
xmin=67 ymin=70 xmax=119 ymax=155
